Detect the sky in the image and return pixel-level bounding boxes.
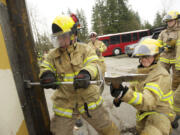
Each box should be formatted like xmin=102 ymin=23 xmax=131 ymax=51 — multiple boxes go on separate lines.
xmin=128 ymin=0 xmax=180 ymax=24
xmin=25 ymin=0 xmax=180 ymax=34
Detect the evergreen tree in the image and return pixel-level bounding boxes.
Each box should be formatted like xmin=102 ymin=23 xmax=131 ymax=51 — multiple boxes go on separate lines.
xmin=76 ymin=9 xmax=89 ymax=42
xmin=91 ymin=0 xmax=142 ymax=35
xmin=66 ymin=9 xmax=89 ymax=42
xmin=91 ymin=0 xmax=105 ymax=35
xmin=153 ymin=11 xmax=166 ymax=27
xmin=142 ymin=21 xmax=153 ymax=29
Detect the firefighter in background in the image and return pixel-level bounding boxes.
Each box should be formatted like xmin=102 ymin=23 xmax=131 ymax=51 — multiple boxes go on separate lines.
xmin=110 ymin=39 xmax=175 ymax=135
xmin=88 ymin=32 xmax=107 ymax=76
xmin=88 ymin=32 xmax=107 ymax=94
xmin=157 ymin=11 xmax=180 ymax=127
xmin=37 ymin=52 xmax=43 ymax=65
xmin=39 ymin=14 xmax=120 ymax=135
xmin=158 ymin=10 xmax=180 ymax=91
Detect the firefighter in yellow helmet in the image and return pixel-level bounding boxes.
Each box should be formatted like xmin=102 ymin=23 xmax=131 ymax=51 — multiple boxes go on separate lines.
xmin=39 ymin=14 xmax=120 ymax=135
xmin=88 ymin=32 xmax=107 ymax=94
xmin=158 ymin=10 xmax=180 ymax=91
xmin=158 ymin=11 xmax=180 ymax=127
xmin=37 ymin=52 xmax=43 ymax=65
xmin=110 ymin=38 xmax=175 ymax=135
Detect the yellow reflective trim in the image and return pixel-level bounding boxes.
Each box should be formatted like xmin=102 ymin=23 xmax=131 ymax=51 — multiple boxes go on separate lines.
xmin=37 ymin=57 xmax=42 ymax=61
xmin=157 ymin=39 xmax=163 ymax=45
xmin=128 ymin=92 xmax=142 ymax=105
xmin=162 ymin=90 xmax=173 ymax=101
xmin=173 ymin=105 xmax=180 ymax=112
xmin=0 ymin=0 xmax=6 ymax=6
xmin=84 ymin=55 xmax=99 ymax=66
xmin=160 ymin=57 xmax=170 ymax=63
xmin=176 ymin=57 xmax=180 ymax=68
xmin=162 ymin=90 xmax=174 ymax=106
xmin=144 ymin=83 xmax=174 ymax=106
xmin=85 ymin=65 xmax=97 ymax=77
xmin=63 ymin=78 xmax=74 ymax=82
xmin=170 ymin=59 xmax=176 ymax=64
xmin=145 ymin=83 xmax=163 ymax=98
xmin=136 ymin=112 xmax=157 ymax=121
xmin=136 ymin=111 xmax=174 ymax=121
xmin=53 ymin=105 xmax=73 ymax=118
xmin=41 ymin=66 xmax=52 ymax=72
xmin=79 ymin=96 xmax=103 ymax=113
xmin=41 ymin=60 xmax=56 ymax=72
xmin=176 ymin=40 xmax=180 ymax=46
xmin=135 ymin=54 xmax=147 ymax=56
xmin=163 ymin=42 xmax=167 ymax=46
xmin=62 ymin=72 xmax=79 ymax=82
xmin=175 ymin=64 xmax=180 ymax=70
xmin=64 ymin=72 xmax=78 ymax=77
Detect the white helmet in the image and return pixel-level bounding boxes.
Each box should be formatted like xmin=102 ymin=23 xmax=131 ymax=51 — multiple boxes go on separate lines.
xmin=90 ymin=32 xmax=97 ymax=37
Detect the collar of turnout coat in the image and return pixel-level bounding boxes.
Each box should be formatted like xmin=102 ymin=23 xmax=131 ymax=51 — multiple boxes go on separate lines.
xmin=137 ymin=64 xmax=158 ymax=74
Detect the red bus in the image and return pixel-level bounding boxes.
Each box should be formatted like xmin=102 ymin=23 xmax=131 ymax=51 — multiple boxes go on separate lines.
xmin=98 ymin=29 xmax=151 ymax=56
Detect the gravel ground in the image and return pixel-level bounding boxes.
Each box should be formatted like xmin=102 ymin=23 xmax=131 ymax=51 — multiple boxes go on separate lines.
xmin=45 ymin=55 xmax=180 ymax=135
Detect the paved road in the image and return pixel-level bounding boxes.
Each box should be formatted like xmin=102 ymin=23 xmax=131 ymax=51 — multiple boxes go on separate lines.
xmin=45 ymin=55 xmax=180 ymax=135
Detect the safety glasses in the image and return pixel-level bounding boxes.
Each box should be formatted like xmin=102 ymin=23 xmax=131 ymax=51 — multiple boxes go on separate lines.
xmin=51 ymin=32 xmax=71 ymax=48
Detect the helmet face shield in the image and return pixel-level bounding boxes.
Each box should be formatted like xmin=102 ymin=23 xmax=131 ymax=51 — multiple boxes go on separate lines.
xmin=51 ymin=32 xmax=71 ymax=48
xmin=133 ymin=38 xmax=162 ymax=57
xmin=163 ymin=11 xmax=179 ymax=22
xmin=163 ymin=14 xmax=173 ymax=22
xmin=133 ymin=45 xmax=152 ymax=57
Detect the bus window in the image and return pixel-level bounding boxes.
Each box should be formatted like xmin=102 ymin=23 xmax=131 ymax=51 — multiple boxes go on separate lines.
xmin=139 ymin=31 xmax=148 ymax=38
xmin=122 ymin=34 xmax=131 ymax=43
xmin=102 ymin=39 xmax=109 ymax=47
xmin=110 ymin=35 xmax=120 ymax=44
xmin=132 ymin=33 xmax=138 ymax=41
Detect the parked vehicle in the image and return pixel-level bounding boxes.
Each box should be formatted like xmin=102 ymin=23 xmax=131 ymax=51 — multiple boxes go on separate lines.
xmin=125 ymin=25 xmax=167 ymax=57
xmin=150 ymin=25 xmax=167 ymax=39
xmin=98 ymin=29 xmax=151 ymax=56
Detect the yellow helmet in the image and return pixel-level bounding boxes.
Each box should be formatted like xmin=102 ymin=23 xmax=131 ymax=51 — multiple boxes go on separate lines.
xmin=133 ymin=38 xmax=162 ymax=57
xmin=163 ymin=11 xmax=179 ymax=22
xmin=52 ymin=15 xmax=75 ymax=34
xmin=51 ymin=14 xmax=80 ymax=48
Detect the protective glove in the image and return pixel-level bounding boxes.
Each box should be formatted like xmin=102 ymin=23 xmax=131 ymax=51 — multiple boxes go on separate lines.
xmin=113 ymin=98 xmax=122 ymax=107
xmin=110 ymin=83 xmax=129 ymax=98
xmin=73 ymin=70 xmax=91 ymax=89
xmin=166 ymin=38 xmax=176 ymax=49
xmin=40 ymin=70 xmax=58 ymax=89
